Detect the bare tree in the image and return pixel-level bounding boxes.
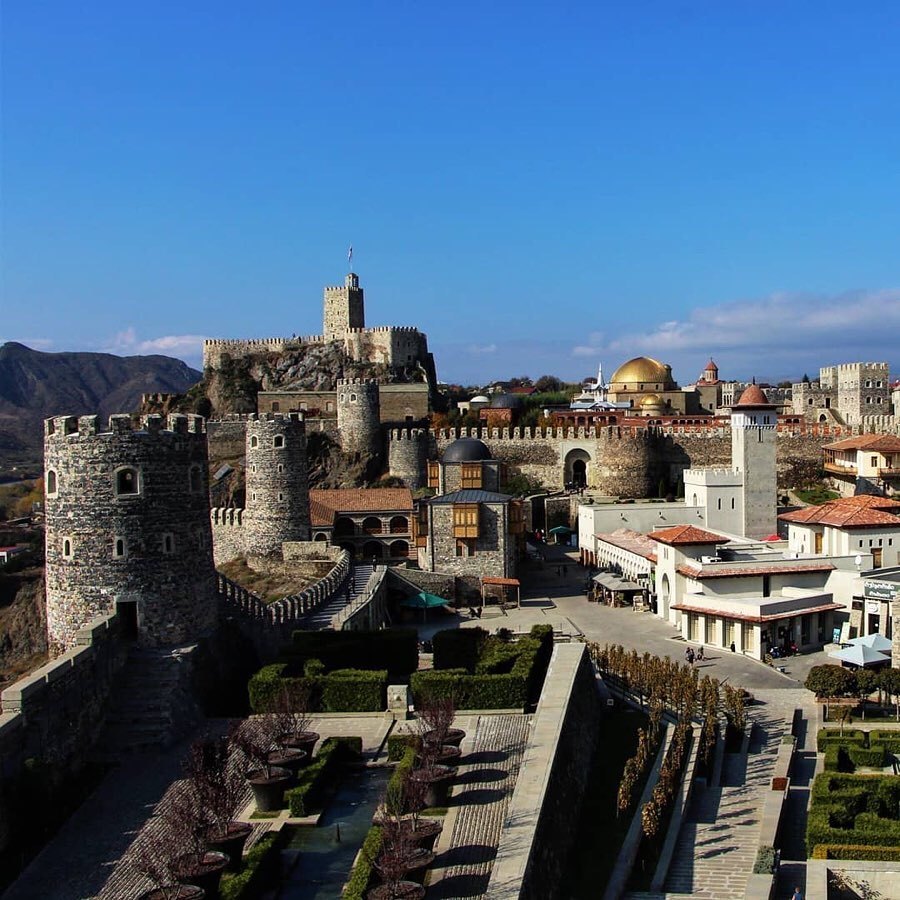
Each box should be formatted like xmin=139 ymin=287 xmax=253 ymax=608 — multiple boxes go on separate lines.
xmin=230 ymin=716 xmax=280 ymax=779
xmin=416 ymin=692 xmax=456 ymax=748
xmin=271 ymin=684 xmax=315 ymax=745
xmin=182 ymin=734 xmax=246 ymax=837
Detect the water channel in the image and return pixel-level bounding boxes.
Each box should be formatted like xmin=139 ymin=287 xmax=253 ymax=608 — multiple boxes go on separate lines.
xmin=276 ymin=765 xmax=390 ymax=899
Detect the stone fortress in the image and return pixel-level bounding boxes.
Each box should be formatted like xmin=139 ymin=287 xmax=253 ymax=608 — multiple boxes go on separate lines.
xmin=791 ymin=362 xmax=893 ymax=425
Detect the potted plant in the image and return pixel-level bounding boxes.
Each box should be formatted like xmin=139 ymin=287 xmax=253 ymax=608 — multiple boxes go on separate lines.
xmin=132 ymin=819 xmax=206 ymax=900
xmin=164 ymin=788 xmax=230 ymax=898
xmin=418 ymin=692 xmax=464 ymax=749
xmin=367 ymin=821 xmax=427 ymax=900
xmin=182 ymin=734 xmax=252 ymax=871
xmin=272 ymin=681 xmax=319 ymax=762
xmin=231 ymin=717 xmax=291 ymax=813
xmin=375 ymin=772 xmax=443 ymax=850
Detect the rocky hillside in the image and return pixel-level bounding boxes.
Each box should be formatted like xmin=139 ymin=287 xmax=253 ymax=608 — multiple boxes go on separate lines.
xmin=0 ymin=342 xmax=202 ymax=474
xmin=0 ymin=560 xmax=47 ymax=688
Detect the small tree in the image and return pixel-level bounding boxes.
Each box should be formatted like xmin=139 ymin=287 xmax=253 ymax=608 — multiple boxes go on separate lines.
xmin=373 ymin=819 xmax=415 ymax=895
xmin=271 ymin=684 xmax=315 ymax=744
xmin=805 ymin=664 xmax=858 ymax=699
xmin=834 ymin=704 xmax=854 ymax=736
xmin=879 ymin=668 xmax=900 ymax=721
xmin=231 ymin=716 xmax=280 ymax=779
xmin=417 ymin=691 xmax=456 ymax=749
xmin=183 ymin=734 xmax=245 ymax=836
xmin=130 ymin=822 xmax=186 ymax=899
xmin=855 ymin=669 xmax=879 ymax=720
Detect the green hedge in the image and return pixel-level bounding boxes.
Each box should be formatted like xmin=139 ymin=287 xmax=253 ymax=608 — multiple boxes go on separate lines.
xmin=807 ymin=773 xmax=900 ymax=854
xmin=752 ymin=845 xmax=777 ymax=874
xmin=386 ymin=733 xmax=419 ymax=762
xmin=286 ymin=629 xmax=418 ymax=675
xmin=285 ymin=736 xmax=361 ymax=817
xmin=386 ymin=745 xmax=418 ymax=800
xmin=816 ymin=729 xmax=866 ymax=751
xmin=870 ymin=730 xmax=900 ymax=754
xmin=219 ymin=832 xmax=282 ymax=900
xmin=248 ymin=664 xmax=387 ymax=713
xmin=410 ymin=670 xmax=527 ymax=710
xmin=812 ymin=843 xmax=900 ymax=861
xmin=433 ymin=628 xmax=487 ymax=672
xmin=848 ymin=745 xmax=887 ymax=768
xmin=342 ymin=825 xmax=383 ymax=899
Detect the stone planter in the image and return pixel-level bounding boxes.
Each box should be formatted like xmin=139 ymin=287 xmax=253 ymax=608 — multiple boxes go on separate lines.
xmin=397 ymin=847 xmax=435 ymax=884
xmin=373 ymin=816 xmax=443 ymax=850
xmin=408 ymin=764 xmax=453 ymax=809
xmin=203 ymin=822 xmax=253 ymax=872
xmin=138 ymin=888 xmax=205 ymax=900
xmin=366 ymin=880 xmax=426 ymax=900
xmin=432 ymin=744 xmax=461 ymax=768
xmin=424 ymin=727 xmax=465 ymax=749
xmin=173 ymin=851 xmax=229 ymax=899
xmin=280 ymin=731 xmax=320 ymax=763
xmin=267 ymin=747 xmax=308 ymax=779
xmin=247 ymin=766 xmax=291 ymax=812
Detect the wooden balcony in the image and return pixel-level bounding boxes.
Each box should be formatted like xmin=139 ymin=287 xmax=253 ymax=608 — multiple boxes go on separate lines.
xmin=824 ymin=461 xmax=856 ymax=477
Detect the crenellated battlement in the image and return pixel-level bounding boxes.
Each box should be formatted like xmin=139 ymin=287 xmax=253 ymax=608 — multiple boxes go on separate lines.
xmin=345 ymin=325 xmax=421 ymax=335
xmin=244 ymin=412 xmax=305 ymax=425
xmin=45 ymin=413 xmax=206 ymax=440
xmin=337 ymin=377 xmax=380 ymax=387
xmin=390 ymin=427 xmax=428 ymax=441
xmin=211 ymin=507 xmax=244 ymax=526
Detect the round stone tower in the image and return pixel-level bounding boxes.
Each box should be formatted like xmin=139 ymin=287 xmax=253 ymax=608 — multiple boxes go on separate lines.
xmin=594 ymin=426 xmax=657 ymax=497
xmin=44 ymin=413 xmax=217 ymax=653
xmin=337 ymin=378 xmax=381 ymax=456
xmin=244 ymin=412 xmax=310 ymax=555
xmin=388 ymin=427 xmax=428 ymax=489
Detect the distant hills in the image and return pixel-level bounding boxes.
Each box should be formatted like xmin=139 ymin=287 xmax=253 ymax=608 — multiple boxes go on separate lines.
xmin=0 ymin=342 xmax=201 ymax=476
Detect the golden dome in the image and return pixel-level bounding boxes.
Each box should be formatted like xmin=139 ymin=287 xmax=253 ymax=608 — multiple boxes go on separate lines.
xmin=640 ymin=393 xmax=663 ymax=407
xmin=610 ymin=356 xmax=671 ymax=386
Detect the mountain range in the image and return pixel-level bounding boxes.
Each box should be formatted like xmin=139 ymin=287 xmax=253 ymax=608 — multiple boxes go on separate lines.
xmin=0 ymin=342 xmax=201 ymax=477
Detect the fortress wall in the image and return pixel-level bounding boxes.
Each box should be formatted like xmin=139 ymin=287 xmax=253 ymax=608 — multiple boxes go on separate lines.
xmin=207 ymin=418 xmax=250 ymax=462
xmin=210 ymin=508 xmax=246 ymax=565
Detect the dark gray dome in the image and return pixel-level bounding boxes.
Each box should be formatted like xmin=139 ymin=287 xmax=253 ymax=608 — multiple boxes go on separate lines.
xmin=490 ymin=393 xmax=525 ymax=409
xmin=443 ymin=438 xmax=493 ymax=462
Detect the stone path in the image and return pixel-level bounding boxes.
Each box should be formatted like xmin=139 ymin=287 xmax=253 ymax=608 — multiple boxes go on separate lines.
xmin=426 ymin=714 xmax=531 ymax=899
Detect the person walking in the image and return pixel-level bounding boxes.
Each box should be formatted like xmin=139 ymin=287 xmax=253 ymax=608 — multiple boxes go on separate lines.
xmin=730 ymin=641 xmax=736 ymax=653
xmin=791 ymin=887 xmax=803 ymax=900
xmin=697 ymin=646 xmax=704 ymax=662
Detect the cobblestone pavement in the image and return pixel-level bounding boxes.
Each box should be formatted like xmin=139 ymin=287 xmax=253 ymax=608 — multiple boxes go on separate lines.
xmin=426 ymin=714 xmax=531 ymax=900
xmin=3 ymin=715 xmax=391 ymax=900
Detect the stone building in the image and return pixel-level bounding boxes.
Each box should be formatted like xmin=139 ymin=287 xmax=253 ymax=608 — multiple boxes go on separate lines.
xmin=388 ymin=427 xmax=429 ymax=490
xmin=823 ymin=434 xmax=900 ymax=497
xmin=792 ymin=362 xmax=892 ymax=425
xmin=337 ymin=378 xmax=381 ymax=456
xmin=44 ymin=413 xmax=218 ymax=652
xmin=309 ymin=487 xmax=414 ymax=562
xmin=426 ymin=437 xmax=505 ymax=494
xmin=605 ymin=356 xmax=715 ymax=416
xmin=210 ymin=413 xmax=311 ymax=564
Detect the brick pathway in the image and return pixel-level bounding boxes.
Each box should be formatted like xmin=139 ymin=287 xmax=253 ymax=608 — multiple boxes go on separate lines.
xmin=426 ymin=714 xmax=531 ymax=899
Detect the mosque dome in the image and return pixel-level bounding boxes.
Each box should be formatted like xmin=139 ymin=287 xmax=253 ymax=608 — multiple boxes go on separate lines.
xmin=443 ymin=437 xmax=493 ymax=463
xmin=734 ymin=383 xmax=771 ymax=407
xmin=640 ymin=393 xmax=664 ymax=408
xmin=610 ymin=356 xmax=672 ymax=386
xmin=470 ymin=395 xmax=490 ymax=404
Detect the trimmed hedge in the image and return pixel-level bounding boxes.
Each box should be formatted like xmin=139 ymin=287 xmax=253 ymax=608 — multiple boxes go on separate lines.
xmin=816 ymin=729 xmax=866 ymax=751
xmin=870 ymin=730 xmax=900 ymax=754
xmin=343 ymin=825 xmax=383 ymax=899
xmin=433 ymin=628 xmax=487 ymax=672
xmin=811 ymin=843 xmax=900 ymax=861
xmin=386 ymin=733 xmax=419 ymax=762
xmin=248 ymin=663 xmax=388 ymax=713
xmin=411 ymin=669 xmax=527 ymax=710
xmin=807 ymin=773 xmax=900 ymax=855
xmin=386 ymin=745 xmax=418 ymax=799
xmin=286 ymin=629 xmax=418 ymax=676
xmin=285 ymin=736 xmax=362 ymax=817
xmin=752 ymin=845 xmax=777 ymax=874
xmin=219 ymin=832 xmax=282 ymax=900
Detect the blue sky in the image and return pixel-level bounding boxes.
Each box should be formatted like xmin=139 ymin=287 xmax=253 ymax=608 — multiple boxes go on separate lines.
xmin=3 ymin=1 xmax=899 ymax=386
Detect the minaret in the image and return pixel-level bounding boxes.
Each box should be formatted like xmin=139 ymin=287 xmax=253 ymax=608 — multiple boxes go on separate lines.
xmin=731 ymin=381 xmax=777 ymax=539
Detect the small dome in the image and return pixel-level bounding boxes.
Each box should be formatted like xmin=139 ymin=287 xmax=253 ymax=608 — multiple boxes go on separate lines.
xmin=443 ymin=437 xmax=493 ymax=462
xmin=610 ymin=356 xmax=672 ymax=385
xmin=470 ymin=395 xmax=490 ymax=404
xmin=735 ymin=383 xmax=771 ymax=407
xmin=640 ymin=393 xmax=663 ymax=407
xmin=489 ymin=393 xmax=524 ymax=409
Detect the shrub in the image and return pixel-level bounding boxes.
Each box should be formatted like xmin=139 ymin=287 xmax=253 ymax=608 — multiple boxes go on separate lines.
xmin=433 ymin=628 xmax=487 ymax=672
xmin=286 ymin=629 xmax=418 ymax=675
xmin=870 ymin=731 xmax=900 ymax=754
xmin=386 ymin=745 xmax=418 ymax=799
xmin=752 ymin=845 xmax=777 ymax=874
xmin=219 ymin=832 xmax=282 ymax=900
xmin=847 ymin=745 xmax=887 ymax=769
xmin=816 ymin=729 xmax=866 ymax=751
xmin=285 ymin=736 xmax=361 ymax=817
xmin=386 ymin=733 xmax=419 ymax=762
xmin=248 ymin=665 xmax=387 ymax=713
xmin=410 ymin=670 xmax=526 ymax=710
xmin=342 ymin=825 xmax=383 ymax=899
xmin=811 ymin=843 xmax=900 ymax=861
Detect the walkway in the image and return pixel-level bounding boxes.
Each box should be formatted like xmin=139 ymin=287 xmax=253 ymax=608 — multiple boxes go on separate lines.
xmin=426 ymin=714 xmax=531 ymax=899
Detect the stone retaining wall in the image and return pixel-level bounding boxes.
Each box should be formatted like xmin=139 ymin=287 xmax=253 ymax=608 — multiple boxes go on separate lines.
xmin=487 ymin=643 xmax=602 ymax=900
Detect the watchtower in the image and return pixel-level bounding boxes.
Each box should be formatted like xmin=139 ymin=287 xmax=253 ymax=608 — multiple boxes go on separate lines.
xmin=337 ymin=378 xmax=381 ymax=456
xmin=43 ymin=413 xmax=217 ymax=653
xmin=388 ymin=427 xmax=428 ymax=489
xmin=323 ymin=273 xmax=365 ymax=342
xmin=244 ymin=413 xmax=311 ymax=555
xmin=731 ymin=383 xmax=778 ymax=539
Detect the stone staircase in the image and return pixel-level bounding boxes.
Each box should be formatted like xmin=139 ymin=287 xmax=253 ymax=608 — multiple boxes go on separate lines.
xmin=295 ymin=564 xmax=374 ymax=630
xmin=93 ymin=644 xmax=201 ymax=758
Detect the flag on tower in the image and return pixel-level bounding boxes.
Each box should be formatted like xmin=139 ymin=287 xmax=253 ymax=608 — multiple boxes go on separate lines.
xmin=348 ymin=245 xmax=353 ymax=266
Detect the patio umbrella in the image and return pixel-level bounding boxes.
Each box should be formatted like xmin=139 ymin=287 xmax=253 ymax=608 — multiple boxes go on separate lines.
xmin=849 ymin=633 xmax=893 ymax=654
xmin=548 ymin=525 xmax=573 ymax=534
xmin=828 ymin=644 xmax=891 ymax=667
xmin=400 ymin=592 xmax=449 ymax=609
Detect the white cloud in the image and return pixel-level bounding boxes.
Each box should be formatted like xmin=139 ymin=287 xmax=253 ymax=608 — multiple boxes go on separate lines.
xmin=106 ymin=328 xmax=206 ymax=361
xmin=468 ymin=343 xmax=497 ymax=355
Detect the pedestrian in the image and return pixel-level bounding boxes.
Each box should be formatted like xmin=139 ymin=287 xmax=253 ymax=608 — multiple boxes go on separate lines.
xmin=685 ymin=648 xmax=691 ymax=664
xmin=687 ymin=648 xmax=695 ymax=665
xmin=791 ymin=887 xmax=803 ymax=900
xmin=730 ymin=641 xmax=736 ymax=653
xmin=697 ymin=646 xmax=704 ymax=662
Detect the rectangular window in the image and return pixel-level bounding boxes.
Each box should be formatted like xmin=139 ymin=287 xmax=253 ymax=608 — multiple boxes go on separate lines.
xmin=452 ymin=503 xmax=480 ymax=538
xmin=509 ymin=501 xmax=525 ymax=534
xmin=872 ymin=456 xmax=879 ymax=467
xmin=427 ymin=461 xmax=440 ymax=489
xmin=460 ymin=463 xmax=483 ymax=489
xmin=455 ymin=539 xmax=475 ymax=557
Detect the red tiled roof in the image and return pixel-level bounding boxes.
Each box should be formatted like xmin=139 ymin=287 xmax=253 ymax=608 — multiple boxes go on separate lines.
xmin=670 ymin=601 xmax=845 ymax=623
xmin=734 ymin=383 xmax=771 ymax=407
xmin=823 ymin=434 xmax=900 ymax=452
xmin=649 ymin=525 xmax=730 ymax=546
xmin=677 ymin=561 xmax=836 ymax=579
xmin=704 ymin=358 xmax=717 ymax=371
xmin=308 ymin=488 xmax=414 ymax=527
xmin=779 ymin=495 xmax=900 ymax=529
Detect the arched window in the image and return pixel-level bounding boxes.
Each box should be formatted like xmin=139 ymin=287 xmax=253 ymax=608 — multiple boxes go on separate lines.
xmin=363 ymin=540 xmax=383 ymax=560
xmin=189 ymin=465 xmax=202 ymax=493
xmin=314 ymin=532 xmax=328 ymax=542
xmin=115 ymin=467 xmax=140 ymax=496
xmin=114 ymin=538 xmax=126 ymax=558
xmin=277 ymin=464 xmax=284 ymax=473
xmin=278 ymin=492 xmax=284 ymax=501
xmin=389 ymin=515 xmax=409 ymax=534
xmin=250 ymin=435 xmax=259 ymax=448
xmin=47 ymin=470 xmax=58 ymax=495
xmin=692 ymin=494 xmax=698 ymax=506
xmin=350 ymin=393 xmax=357 ymax=403
xmin=273 ymin=435 xmax=284 ymax=448
xmin=731 ymin=497 xmax=735 ymax=509
xmin=363 ymin=516 xmax=382 ymax=534
xmin=717 ymin=498 xmax=722 ymax=510
xmin=334 ymin=516 xmax=355 ymax=536
xmin=271 ymin=401 xmax=280 ymax=412
xmin=162 ymin=534 xmax=174 ymax=554
xmin=389 ymin=540 xmax=410 ymax=558
xmin=63 ymin=537 xmax=73 ymax=559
